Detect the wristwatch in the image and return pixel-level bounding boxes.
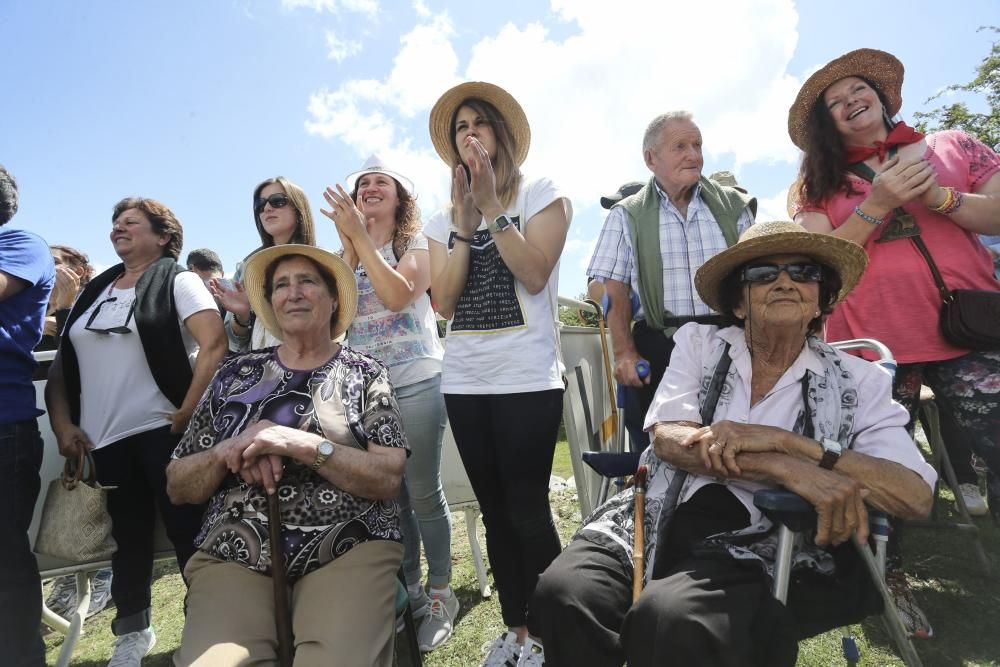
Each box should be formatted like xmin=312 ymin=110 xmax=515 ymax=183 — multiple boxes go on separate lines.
xmin=487 ymin=214 xmax=514 ymax=234
xmin=310 ymin=439 xmax=335 ymax=471
xmin=818 ymin=438 xmax=842 ymax=470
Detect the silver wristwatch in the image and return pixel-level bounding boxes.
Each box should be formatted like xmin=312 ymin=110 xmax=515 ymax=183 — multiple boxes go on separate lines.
xmin=819 ymin=438 xmax=842 ymax=470
xmin=487 ymin=214 xmax=514 ymax=234
xmin=311 ymin=440 xmax=335 ymax=471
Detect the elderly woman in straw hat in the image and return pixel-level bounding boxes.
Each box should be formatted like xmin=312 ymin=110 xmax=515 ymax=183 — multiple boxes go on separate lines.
xmin=422 ymin=80 xmax=572 ymax=665
xmin=166 ymin=245 xmax=408 ymax=667
xmin=789 ymin=47 xmax=1000 ymax=632
xmin=322 ymin=155 xmax=458 ymax=652
xmin=531 ymin=221 xmax=935 ymax=667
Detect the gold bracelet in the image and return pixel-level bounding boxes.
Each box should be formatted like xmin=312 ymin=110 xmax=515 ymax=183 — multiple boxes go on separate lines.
xmin=930 ymin=187 xmax=955 ymax=213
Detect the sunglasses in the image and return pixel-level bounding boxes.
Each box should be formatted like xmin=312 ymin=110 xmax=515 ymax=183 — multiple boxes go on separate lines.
xmin=84 ymin=297 xmax=135 ymax=335
xmin=741 ymin=262 xmax=824 ymax=284
xmin=254 ymin=193 xmax=292 ymax=215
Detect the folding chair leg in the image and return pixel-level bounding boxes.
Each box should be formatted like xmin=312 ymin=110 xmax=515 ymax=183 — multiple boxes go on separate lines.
xmin=853 ymin=541 xmax=923 ymax=667
xmin=771 ymin=526 xmax=795 ymax=604
xmin=465 ymin=509 xmax=492 ymax=598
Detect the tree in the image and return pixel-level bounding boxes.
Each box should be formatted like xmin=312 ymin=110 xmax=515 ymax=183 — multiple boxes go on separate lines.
xmin=559 ymin=292 xmax=599 ymax=328
xmin=913 ymin=26 xmax=1000 ymax=147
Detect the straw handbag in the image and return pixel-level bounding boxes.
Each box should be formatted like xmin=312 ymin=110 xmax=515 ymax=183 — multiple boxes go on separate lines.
xmin=35 ymin=449 xmax=117 ymax=562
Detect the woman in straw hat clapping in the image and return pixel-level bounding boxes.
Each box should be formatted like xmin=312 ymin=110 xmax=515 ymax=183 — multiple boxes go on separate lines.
xmin=789 ymin=48 xmax=1000 ymax=635
xmin=322 ymin=155 xmax=459 ymax=652
xmin=531 ymin=221 xmax=935 ymax=667
xmin=423 ymin=81 xmax=572 ymax=666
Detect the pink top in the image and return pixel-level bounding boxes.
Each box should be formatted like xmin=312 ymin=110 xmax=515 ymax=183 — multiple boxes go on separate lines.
xmin=802 ymin=131 xmax=1000 ymax=364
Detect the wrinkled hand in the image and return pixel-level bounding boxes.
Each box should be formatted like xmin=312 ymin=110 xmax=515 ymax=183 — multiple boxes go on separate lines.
xmin=613 ymin=352 xmax=648 ymax=388
xmin=452 ymin=165 xmax=481 ymax=237
xmin=682 ymin=421 xmax=786 ymax=476
xmin=464 ymin=137 xmax=502 ymax=216
xmin=867 ymin=155 xmax=936 ymax=211
xmin=210 ymin=278 xmax=251 ymax=321
xmin=51 ymin=265 xmax=81 ymax=310
xmin=321 ymin=184 xmax=370 ymax=244
xmin=55 ymin=424 xmax=92 ymax=460
xmin=214 ymin=420 xmax=284 ymax=493
xmin=241 ymin=424 xmax=311 ymax=464
xmin=785 ymin=462 xmax=870 ymax=547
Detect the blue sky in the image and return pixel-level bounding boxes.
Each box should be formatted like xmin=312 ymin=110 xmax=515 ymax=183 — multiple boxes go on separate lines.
xmin=3 ymin=0 xmax=996 ymax=298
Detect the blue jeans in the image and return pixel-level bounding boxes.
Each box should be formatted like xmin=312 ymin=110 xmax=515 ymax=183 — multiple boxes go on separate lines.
xmin=396 ymin=374 xmax=453 ymax=589
xmin=0 ymin=419 xmax=45 ymax=666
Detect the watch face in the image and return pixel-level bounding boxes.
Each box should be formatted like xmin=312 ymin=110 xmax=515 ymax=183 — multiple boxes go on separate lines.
xmin=319 ymin=440 xmax=334 ymax=456
xmin=493 ymin=215 xmax=511 ymax=232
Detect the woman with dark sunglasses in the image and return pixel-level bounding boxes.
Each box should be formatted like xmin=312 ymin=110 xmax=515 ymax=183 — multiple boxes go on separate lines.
xmin=45 ymin=197 xmax=228 ymax=664
xmin=212 ymin=176 xmax=317 ymax=351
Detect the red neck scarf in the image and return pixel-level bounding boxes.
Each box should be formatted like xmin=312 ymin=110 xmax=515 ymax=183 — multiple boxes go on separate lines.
xmin=845 ymin=121 xmax=925 ymax=164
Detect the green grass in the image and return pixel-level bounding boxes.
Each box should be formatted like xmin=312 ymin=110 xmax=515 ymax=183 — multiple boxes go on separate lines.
xmin=45 ymin=436 xmax=1000 ymax=666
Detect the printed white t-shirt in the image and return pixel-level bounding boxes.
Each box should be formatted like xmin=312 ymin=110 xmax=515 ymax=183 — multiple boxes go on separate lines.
xmin=423 ymin=175 xmax=572 ymax=394
xmin=347 ymin=232 xmax=444 ymax=388
xmin=69 ymin=271 xmax=220 ymax=449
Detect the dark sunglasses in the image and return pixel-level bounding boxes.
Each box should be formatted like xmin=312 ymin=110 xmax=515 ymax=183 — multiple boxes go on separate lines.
xmin=84 ymin=297 xmax=135 ymax=335
xmin=741 ymin=262 xmax=824 ymax=284
xmin=254 ymin=193 xmax=292 ymax=215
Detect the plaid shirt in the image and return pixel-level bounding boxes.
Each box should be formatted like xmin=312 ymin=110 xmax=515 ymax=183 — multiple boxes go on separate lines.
xmin=587 ymin=182 xmax=753 ymax=319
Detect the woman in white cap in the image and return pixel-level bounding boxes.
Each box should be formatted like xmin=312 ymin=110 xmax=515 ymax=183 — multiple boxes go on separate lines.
xmin=423 ymin=81 xmax=572 ymax=666
xmin=321 ymin=156 xmax=457 ymax=652
xmin=789 ymin=48 xmax=1000 ymax=635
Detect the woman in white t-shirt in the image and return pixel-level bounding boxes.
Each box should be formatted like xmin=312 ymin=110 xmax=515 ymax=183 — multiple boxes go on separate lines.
xmin=212 ymin=176 xmax=318 ymax=351
xmin=423 ymin=81 xmax=573 ymax=665
xmin=45 ymin=197 xmax=227 ymax=661
xmin=321 ymin=156 xmax=457 ymax=652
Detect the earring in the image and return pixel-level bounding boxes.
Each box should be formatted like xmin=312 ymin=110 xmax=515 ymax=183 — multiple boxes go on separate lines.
xmin=814 ymin=311 xmax=821 ymax=318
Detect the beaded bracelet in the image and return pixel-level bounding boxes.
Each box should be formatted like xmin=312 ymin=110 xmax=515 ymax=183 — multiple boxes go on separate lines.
xmin=853 ymin=206 xmax=884 ymax=226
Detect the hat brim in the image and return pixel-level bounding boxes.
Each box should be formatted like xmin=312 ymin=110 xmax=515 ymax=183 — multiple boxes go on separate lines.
xmin=243 ymin=244 xmax=358 ymax=343
xmin=345 ymin=167 xmax=414 ymax=194
xmin=429 ymin=81 xmax=530 ymax=166
xmin=788 ymin=49 xmax=904 ymax=150
xmin=695 ymin=228 xmax=868 ymax=313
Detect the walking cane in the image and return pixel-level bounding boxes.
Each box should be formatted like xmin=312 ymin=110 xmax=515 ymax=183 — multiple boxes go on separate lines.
xmin=267 ymin=489 xmax=294 ymax=667
xmin=632 ymin=465 xmax=648 ymax=603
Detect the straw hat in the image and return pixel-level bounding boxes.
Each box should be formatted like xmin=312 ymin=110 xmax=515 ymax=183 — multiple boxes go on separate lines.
xmin=694 ymin=221 xmax=868 ymax=313
xmin=786 ymin=177 xmax=804 ymax=218
xmin=243 ymin=244 xmax=358 ymax=341
xmin=345 ymin=154 xmax=414 ymax=194
xmin=428 ymin=81 xmax=530 ymax=166
xmin=787 ymin=49 xmax=904 ymax=150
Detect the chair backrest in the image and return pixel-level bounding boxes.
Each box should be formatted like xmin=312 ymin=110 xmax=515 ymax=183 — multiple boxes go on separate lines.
xmin=830 ymin=338 xmax=896 ymax=378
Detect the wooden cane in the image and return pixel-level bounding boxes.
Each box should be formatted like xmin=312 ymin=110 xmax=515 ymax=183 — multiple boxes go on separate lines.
xmin=267 ymin=489 xmax=294 ymax=667
xmin=632 ymin=465 xmax=648 ymax=603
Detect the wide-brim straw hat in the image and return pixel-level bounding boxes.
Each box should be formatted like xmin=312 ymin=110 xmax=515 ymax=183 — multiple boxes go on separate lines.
xmin=695 ymin=221 xmax=868 ymax=313
xmin=429 ymin=81 xmax=530 ymax=166
xmin=788 ymin=48 xmax=904 ymax=150
xmin=243 ymin=244 xmax=358 ymax=341
xmin=345 ymin=154 xmax=414 ymax=194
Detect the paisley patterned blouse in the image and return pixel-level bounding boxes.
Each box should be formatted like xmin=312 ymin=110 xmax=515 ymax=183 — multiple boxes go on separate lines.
xmin=172 ymin=345 xmax=408 ymax=581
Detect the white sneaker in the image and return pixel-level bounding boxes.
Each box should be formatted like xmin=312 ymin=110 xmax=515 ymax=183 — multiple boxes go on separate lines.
xmin=516 ymin=637 xmax=545 ymax=666
xmin=409 ymin=585 xmax=431 ymax=620
xmin=955 ymin=483 xmax=988 ymax=516
xmin=481 ymin=631 xmax=521 ymax=667
xmin=107 ymin=627 xmax=156 ymax=667
xmin=417 ymin=587 xmax=460 ymax=651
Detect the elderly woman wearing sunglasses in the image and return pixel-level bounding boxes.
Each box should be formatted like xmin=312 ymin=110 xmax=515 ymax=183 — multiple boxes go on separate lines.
xmin=212 ymin=176 xmax=318 ymax=351
xmin=45 ymin=197 xmax=227 ymax=664
xmin=531 ymin=221 xmax=935 ymax=667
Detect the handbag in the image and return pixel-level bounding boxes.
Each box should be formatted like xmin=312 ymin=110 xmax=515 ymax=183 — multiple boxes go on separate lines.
xmin=910 ymin=235 xmax=1000 ymax=351
xmin=34 ymin=449 xmax=117 ymax=562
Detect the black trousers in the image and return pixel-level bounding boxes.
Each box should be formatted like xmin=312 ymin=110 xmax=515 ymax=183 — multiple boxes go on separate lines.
xmin=530 ymin=484 xmax=880 ymax=667
xmin=92 ymin=425 xmax=206 ymax=635
xmin=0 ymin=420 xmax=45 ymax=666
xmin=444 ymin=390 xmax=564 ymax=627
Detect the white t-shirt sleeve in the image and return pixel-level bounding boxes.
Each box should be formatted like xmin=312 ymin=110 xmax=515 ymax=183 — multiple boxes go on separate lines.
xmin=643 ymin=323 xmax=712 ymax=430
xmin=523 ymin=176 xmax=573 ymax=224
xmin=405 ymin=231 xmax=430 ymax=253
xmin=173 ymin=271 xmax=220 ymax=324
xmin=422 ymin=209 xmax=452 ymax=245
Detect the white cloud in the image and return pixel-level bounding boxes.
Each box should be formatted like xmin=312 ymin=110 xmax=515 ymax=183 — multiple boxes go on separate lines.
xmin=324 ymin=30 xmax=362 ymax=62
xmin=281 ymin=0 xmax=378 ymax=16
xmin=412 ymin=0 xmax=430 ymax=18
xmin=305 ymin=1 xmax=805 ymax=216
xmin=755 ymin=186 xmax=793 ymax=222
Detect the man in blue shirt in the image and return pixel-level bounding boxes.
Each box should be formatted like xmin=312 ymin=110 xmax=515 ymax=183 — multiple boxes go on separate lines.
xmin=0 ymin=164 xmax=54 ymax=666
